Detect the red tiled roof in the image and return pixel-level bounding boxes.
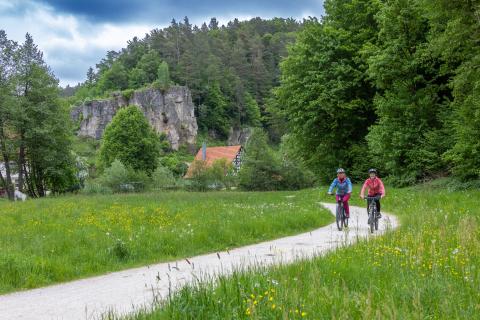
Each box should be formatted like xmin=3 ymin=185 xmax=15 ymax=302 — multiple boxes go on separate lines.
xmin=185 ymin=145 xmax=242 ymax=178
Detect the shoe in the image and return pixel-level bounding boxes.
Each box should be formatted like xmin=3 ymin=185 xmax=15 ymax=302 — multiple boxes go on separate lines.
xmin=377 ymin=212 xmax=382 ymax=218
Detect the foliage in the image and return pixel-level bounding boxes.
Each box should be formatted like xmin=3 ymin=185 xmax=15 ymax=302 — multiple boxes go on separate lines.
xmin=238 ymin=129 xmax=282 ymax=191
xmin=197 ymin=83 xmax=230 ymax=139
xmin=0 ymin=31 xmax=77 ymax=198
xmin=156 ymin=61 xmax=170 ymax=92
xmin=275 ymin=0 xmax=380 ymax=182
xmin=98 ymin=160 xmax=150 ymax=193
xmin=365 ymin=0 xmax=453 ymax=185
xmin=99 ymin=106 xmax=160 ymax=174
xmin=188 ymin=158 xmax=237 ymax=191
xmin=151 ymin=164 xmax=178 ymax=190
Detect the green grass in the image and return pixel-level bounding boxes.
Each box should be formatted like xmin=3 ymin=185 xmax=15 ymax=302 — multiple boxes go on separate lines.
xmin=122 ymin=185 xmax=480 ymax=319
xmin=0 ymin=190 xmax=333 ymax=294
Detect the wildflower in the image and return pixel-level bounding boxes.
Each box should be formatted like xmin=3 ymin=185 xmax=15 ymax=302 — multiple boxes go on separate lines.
xmin=302 ymin=311 xmax=308 ymax=317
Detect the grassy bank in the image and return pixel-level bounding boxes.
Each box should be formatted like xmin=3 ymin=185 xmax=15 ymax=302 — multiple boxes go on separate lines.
xmin=124 ymin=185 xmax=480 ymax=319
xmin=0 ymin=190 xmax=333 ymax=294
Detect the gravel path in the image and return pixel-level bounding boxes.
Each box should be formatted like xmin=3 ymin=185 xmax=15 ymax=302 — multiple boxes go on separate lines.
xmin=0 ymin=203 xmax=398 ymax=320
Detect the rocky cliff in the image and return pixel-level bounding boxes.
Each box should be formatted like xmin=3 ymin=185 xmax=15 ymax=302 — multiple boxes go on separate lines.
xmin=71 ymin=86 xmax=198 ymax=150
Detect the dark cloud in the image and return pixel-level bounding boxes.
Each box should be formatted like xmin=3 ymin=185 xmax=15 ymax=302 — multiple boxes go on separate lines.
xmin=39 ymin=0 xmax=324 ymax=24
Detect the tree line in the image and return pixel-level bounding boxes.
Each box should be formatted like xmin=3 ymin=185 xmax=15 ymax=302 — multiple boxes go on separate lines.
xmin=273 ymin=0 xmax=480 ymax=185
xmin=68 ymin=17 xmax=301 ymax=140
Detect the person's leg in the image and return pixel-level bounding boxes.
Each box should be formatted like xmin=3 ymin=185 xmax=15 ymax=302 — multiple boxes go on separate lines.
xmin=342 ymin=193 xmax=350 ymax=217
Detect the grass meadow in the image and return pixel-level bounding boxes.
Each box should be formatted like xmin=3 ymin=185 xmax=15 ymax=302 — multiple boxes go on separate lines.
xmin=0 ymin=190 xmax=333 ymax=294
xmin=120 ymin=185 xmax=480 ymax=319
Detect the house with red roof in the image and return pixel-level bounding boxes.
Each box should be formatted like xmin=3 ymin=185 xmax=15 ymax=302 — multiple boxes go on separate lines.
xmin=185 ymin=144 xmax=244 ymax=178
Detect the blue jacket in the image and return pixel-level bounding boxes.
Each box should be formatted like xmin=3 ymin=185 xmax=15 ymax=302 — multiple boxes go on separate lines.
xmin=328 ymin=178 xmax=352 ymax=195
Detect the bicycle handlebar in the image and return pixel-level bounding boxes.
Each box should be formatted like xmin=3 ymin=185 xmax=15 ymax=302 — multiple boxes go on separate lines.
xmin=365 ymin=195 xmax=381 ymax=201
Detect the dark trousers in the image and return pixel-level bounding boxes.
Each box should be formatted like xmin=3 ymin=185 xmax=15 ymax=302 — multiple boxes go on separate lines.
xmin=367 ymin=194 xmax=381 ymax=213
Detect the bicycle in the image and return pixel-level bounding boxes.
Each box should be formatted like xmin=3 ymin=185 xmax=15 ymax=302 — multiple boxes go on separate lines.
xmin=366 ymin=195 xmax=381 ymax=233
xmin=333 ymin=194 xmax=349 ymax=231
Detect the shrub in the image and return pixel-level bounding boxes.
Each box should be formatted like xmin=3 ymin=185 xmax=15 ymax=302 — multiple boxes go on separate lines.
xmin=239 ymin=130 xmax=316 ymax=191
xmin=98 ymin=160 xmax=150 ymax=193
xmin=152 ymin=165 xmax=177 ymax=190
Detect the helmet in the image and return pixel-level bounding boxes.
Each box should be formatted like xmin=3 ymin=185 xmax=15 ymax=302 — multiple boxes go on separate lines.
xmin=337 ymin=168 xmax=345 ymax=174
xmin=368 ymin=168 xmax=377 ymax=174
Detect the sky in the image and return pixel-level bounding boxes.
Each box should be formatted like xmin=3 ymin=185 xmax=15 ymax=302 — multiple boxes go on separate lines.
xmin=0 ymin=0 xmax=325 ymax=87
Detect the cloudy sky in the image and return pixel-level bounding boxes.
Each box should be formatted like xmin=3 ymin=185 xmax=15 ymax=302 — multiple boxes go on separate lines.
xmin=0 ymin=0 xmax=324 ymax=87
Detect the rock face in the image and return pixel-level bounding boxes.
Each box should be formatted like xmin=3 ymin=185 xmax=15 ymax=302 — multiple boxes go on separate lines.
xmin=227 ymin=126 xmax=252 ymax=146
xmin=71 ymin=86 xmax=198 ymax=150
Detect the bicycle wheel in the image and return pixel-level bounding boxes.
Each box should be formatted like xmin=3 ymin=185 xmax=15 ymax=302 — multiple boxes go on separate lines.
xmin=368 ymin=204 xmax=375 ymax=233
xmin=336 ymin=204 xmax=343 ymax=231
xmin=374 ymin=214 xmax=379 ymax=230
xmin=343 ymin=207 xmax=349 ymax=228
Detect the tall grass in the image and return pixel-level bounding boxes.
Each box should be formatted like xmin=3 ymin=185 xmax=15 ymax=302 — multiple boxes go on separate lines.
xmin=0 ymin=190 xmax=332 ymax=294
xmin=123 ymin=186 xmax=480 ymax=319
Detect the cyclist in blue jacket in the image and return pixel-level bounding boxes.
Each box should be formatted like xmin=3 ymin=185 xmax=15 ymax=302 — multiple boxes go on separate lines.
xmin=328 ymin=168 xmax=353 ymax=218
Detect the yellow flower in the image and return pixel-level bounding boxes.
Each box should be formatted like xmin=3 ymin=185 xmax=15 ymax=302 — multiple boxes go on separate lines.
xmin=271 ymin=304 xmax=276 ymax=309
xmin=302 ymin=311 xmax=307 ymax=317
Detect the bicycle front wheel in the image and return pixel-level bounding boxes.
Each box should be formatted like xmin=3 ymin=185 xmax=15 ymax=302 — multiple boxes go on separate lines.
xmin=336 ymin=204 xmax=343 ymax=231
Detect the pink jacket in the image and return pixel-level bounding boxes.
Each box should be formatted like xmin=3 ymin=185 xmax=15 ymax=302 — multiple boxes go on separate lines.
xmin=360 ymin=177 xmax=385 ymax=197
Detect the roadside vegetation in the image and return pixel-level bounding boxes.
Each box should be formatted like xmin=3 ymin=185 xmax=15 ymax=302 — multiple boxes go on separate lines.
xmin=118 ymin=185 xmax=480 ymax=319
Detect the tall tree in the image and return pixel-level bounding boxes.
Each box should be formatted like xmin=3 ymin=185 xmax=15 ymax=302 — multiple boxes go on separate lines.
xmin=276 ymin=0 xmax=380 ymax=181
xmin=426 ymin=1 xmax=480 ymax=180
xmin=99 ymin=106 xmax=160 ymax=174
xmin=0 ymin=30 xmax=17 ymax=199
xmin=366 ymin=0 xmax=453 ymax=184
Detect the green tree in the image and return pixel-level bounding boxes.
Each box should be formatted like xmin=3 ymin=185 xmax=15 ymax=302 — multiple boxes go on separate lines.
xmin=156 ymin=61 xmax=171 ymax=91
xmin=13 ymin=33 xmax=77 ymax=196
xmin=243 ymin=92 xmax=261 ymax=127
xmin=276 ymin=3 xmax=380 ymax=181
xmin=97 ymin=61 xmax=128 ymax=92
xmin=426 ymin=1 xmax=480 ymax=180
xmin=0 ymin=30 xmax=17 ymax=199
xmin=99 ymin=106 xmax=160 ymax=174
xmin=198 ymin=83 xmax=230 ymax=138
xmin=135 ymin=50 xmax=162 ymax=84
xmin=238 ymin=129 xmax=281 ymax=191
xmin=366 ymin=0 xmax=453 ymax=184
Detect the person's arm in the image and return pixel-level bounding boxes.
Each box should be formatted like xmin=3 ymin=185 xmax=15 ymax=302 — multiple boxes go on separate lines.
xmin=378 ymin=178 xmax=385 ymax=197
xmin=360 ymin=179 xmax=368 ymax=199
xmin=328 ymin=179 xmax=337 ymax=194
xmin=347 ymin=178 xmax=353 ymax=194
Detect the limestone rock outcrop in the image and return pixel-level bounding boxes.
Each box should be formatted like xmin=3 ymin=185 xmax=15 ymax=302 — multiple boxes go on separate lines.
xmin=71 ymin=86 xmax=198 ymax=150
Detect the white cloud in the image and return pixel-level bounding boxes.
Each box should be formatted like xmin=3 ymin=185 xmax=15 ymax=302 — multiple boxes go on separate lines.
xmin=0 ymin=0 xmax=156 ymax=86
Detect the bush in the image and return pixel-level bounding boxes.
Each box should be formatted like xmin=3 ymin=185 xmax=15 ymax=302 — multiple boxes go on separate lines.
xmin=98 ymin=160 xmax=150 ymax=193
xmin=151 ymin=165 xmax=177 ymax=190
xmin=187 ymin=159 xmax=236 ymax=191
xmin=238 ymin=129 xmax=282 ymax=191
xmin=239 ymin=130 xmax=316 ymax=191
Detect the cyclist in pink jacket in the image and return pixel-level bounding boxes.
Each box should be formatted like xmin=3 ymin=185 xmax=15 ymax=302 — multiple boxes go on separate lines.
xmin=360 ymin=168 xmax=385 ymax=218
